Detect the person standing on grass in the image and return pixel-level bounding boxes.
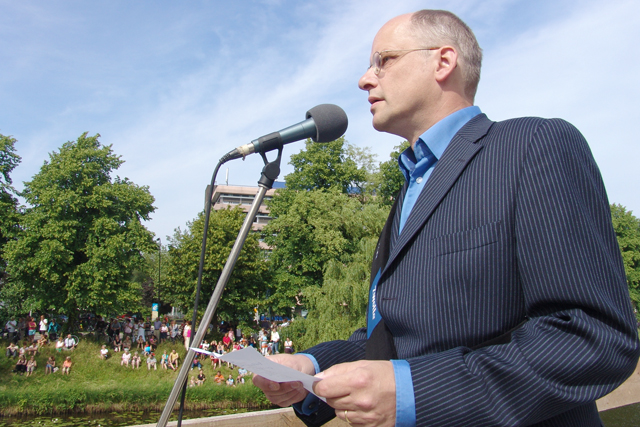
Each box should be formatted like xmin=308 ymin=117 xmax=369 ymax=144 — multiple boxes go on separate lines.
xmin=47 ymin=318 xmax=59 ymax=341
xmin=6 ymin=317 xmax=17 ymax=343
xmin=27 ymin=317 xmax=37 ymax=341
xmin=183 ymin=321 xmax=192 ymax=352
xmin=61 ymin=356 xmax=72 ymax=375
xmin=38 ymin=315 xmax=48 ymax=336
xmin=160 ymin=322 xmax=169 ymax=344
xmin=271 ymin=327 xmax=280 ymax=354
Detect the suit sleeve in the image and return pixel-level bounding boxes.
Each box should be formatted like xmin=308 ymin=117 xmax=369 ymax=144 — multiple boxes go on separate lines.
xmin=292 ymin=329 xmax=368 ymax=426
xmin=404 ymin=119 xmax=639 ymax=426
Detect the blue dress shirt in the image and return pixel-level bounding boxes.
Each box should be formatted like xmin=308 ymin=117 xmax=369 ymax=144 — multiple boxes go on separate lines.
xmin=294 ymin=106 xmax=482 ymax=426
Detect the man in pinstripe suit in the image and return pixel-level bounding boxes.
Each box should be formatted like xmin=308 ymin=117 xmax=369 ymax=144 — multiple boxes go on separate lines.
xmin=253 ymin=10 xmax=640 ymax=427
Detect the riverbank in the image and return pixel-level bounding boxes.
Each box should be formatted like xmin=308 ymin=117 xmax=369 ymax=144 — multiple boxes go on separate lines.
xmin=1 ymin=338 xmax=269 ymax=416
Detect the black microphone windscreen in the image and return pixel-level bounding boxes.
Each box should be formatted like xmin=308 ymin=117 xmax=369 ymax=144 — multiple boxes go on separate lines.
xmin=306 ymin=104 xmax=348 ymax=142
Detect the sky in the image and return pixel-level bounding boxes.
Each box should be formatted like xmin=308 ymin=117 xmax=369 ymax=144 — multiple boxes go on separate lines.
xmin=1 ymin=0 xmax=638 ymax=242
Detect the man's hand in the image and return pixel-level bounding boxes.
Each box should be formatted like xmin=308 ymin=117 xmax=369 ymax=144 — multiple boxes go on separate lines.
xmin=313 ymin=360 xmax=396 ymax=427
xmin=252 ymin=354 xmax=315 ymax=407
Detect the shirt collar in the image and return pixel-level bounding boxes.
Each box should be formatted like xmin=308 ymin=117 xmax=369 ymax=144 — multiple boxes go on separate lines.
xmin=398 ymin=106 xmax=481 ymax=181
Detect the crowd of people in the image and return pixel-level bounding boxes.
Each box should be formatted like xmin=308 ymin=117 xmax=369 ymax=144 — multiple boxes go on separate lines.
xmin=5 ymin=314 xmax=293 ymax=383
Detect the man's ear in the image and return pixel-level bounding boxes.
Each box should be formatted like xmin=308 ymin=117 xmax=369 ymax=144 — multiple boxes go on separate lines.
xmin=434 ymin=46 xmax=458 ymax=83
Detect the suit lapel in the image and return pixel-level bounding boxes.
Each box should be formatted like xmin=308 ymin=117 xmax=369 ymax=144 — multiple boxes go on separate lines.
xmin=382 ymin=114 xmax=494 ymax=274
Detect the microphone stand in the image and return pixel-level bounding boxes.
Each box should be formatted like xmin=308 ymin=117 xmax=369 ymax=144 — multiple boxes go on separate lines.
xmin=156 ymin=148 xmax=283 ymax=427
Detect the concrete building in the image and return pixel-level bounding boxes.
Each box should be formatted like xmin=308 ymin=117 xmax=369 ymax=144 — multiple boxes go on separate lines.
xmin=210 ymin=182 xmax=285 ymax=249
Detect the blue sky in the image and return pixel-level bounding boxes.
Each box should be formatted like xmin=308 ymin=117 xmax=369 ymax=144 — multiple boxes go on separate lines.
xmin=1 ymin=0 xmax=638 ymax=241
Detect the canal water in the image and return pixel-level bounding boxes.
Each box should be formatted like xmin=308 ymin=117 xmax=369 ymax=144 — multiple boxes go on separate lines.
xmin=0 ymin=407 xmax=253 ymax=427
xmin=1 ymin=404 xmax=638 ymax=426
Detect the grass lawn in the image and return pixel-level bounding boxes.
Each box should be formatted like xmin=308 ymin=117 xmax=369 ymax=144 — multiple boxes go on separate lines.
xmin=1 ymin=336 xmax=270 ymax=415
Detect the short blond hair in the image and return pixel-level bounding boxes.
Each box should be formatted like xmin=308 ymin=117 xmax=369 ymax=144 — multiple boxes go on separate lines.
xmin=410 ymin=10 xmax=482 ymax=100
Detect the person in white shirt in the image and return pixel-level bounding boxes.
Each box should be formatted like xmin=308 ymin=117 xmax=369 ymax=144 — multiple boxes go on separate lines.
xmin=121 ymin=349 xmax=132 ymax=367
xmin=64 ymin=334 xmax=76 ymax=350
xmin=100 ymin=345 xmax=109 ymax=360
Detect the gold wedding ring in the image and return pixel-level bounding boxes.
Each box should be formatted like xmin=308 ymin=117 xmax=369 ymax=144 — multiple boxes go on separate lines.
xmin=344 ymin=409 xmax=352 ymax=425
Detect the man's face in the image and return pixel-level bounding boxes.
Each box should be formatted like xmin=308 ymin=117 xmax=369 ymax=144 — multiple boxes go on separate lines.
xmin=358 ymin=14 xmax=437 ymax=142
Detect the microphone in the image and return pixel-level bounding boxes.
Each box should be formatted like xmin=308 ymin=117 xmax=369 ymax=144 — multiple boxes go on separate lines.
xmin=221 ymin=104 xmax=348 ymax=162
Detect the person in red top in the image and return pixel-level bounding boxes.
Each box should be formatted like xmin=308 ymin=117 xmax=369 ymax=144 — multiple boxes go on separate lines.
xmin=27 ymin=317 xmax=37 ymax=341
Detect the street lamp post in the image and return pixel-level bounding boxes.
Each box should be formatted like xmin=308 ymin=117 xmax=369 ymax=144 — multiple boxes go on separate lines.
xmin=157 ymin=237 xmax=161 ymax=307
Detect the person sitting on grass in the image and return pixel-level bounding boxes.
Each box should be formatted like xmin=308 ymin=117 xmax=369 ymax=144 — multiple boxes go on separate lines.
xmin=56 ymin=337 xmax=64 ymax=352
xmin=214 ymin=370 xmax=224 ymax=384
xmin=14 ymin=354 xmax=27 ymax=375
xmin=62 ymin=356 xmax=72 ymax=375
xmin=148 ymin=334 xmax=157 ymax=351
xmin=46 ymin=356 xmax=56 ymax=374
xmin=147 ymin=352 xmax=157 ymax=370
xmin=123 ymin=335 xmax=132 ymax=350
xmin=136 ymin=334 xmax=144 ymax=350
xmin=27 ymin=341 xmax=38 ymax=357
xmin=143 ymin=341 xmax=152 ymax=356
xmin=64 ymin=334 xmax=76 ymax=350
xmin=26 ymin=356 xmax=37 ymax=376
xmin=6 ymin=342 xmax=18 ymax=358
xmin=121 ymin=349 xmax=131 ymax=367
xmin=168 ymin=349 xmax=179 ymax=370
xmin=131 ymin=351 xmax=141 ymax=369
xmin=160 ymin=351 xmax=169 ymax=370
xmin=236 ymin=375 xmax=244 ymax=385
xmin=238 ymin=367 xmax=248 ymax=378
xmin=100 ymin=344 xmax=109 ymax=360
xmin=195 ymin=368 xmax=206 ymax=386
xmin=37 ymin=333 xmax=48 ymax=349
xmin=189 ymin=376 xmax=196 ymax=387
xmin=226 ymin=374 xmax=235 ymax=387
xmin=191 ymin=357 xmax=202 ymax=371
xmin=112 ymin=334 xmax=122 ymax=352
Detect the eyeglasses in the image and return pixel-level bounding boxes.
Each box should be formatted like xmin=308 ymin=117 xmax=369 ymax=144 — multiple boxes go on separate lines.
xmin=369 ymin=48 xmax=441 ymax=75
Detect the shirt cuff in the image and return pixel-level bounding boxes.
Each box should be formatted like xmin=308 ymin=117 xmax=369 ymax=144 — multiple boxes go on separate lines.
xmin=392 ymin=359 xmax=416 ymax=427
xmin=292 ymin=353 xmax=321 ymax=416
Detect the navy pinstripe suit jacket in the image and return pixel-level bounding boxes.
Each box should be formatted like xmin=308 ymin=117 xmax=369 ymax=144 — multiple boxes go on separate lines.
xmin=299 ymin=114 xmax=640 ymax=426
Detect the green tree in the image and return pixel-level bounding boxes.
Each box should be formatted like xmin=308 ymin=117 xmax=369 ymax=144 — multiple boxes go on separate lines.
xmin=0 ymin=133 xmax=21 ymax=282
xmin=285 ymin=137 xmax=370 ymax=194
xmin=263 ymin=188 xmax=388 ymax=315
xmin=373 ymin=141 xmax=410 ymax=206
xmin=3 ymin=133 xmax=156 ymax=326
xmin=162 ymin=207 xmax=268 ymax=326
xmin=611 ymin=204 xmax=640 ymax=316
xmin=285 ymin=237 xmax=376 ymax=350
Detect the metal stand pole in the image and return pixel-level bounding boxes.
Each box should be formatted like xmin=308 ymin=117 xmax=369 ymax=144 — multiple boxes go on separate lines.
xmin=156 ymin=150 xmax=282 ymax=427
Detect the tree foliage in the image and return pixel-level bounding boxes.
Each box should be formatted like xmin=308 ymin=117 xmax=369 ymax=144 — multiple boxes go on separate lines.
xmin=264 ymin=188 xmax=388 ymax=315
xmin=611 ymin=204 xmax=640 ymax=315
xmin=3 ymin=133 xmax=156 ymax=324
xmin=285 ymin=137 xmax=371 ymax=194
xmin=285 ymin=237 xmax=377 ymax=351
xmin=162 ymin=207 xmax=268 ymax=325
xmin=0 ymin=133 xmax=21 ymax=281
xmin=374 ymin=141 xmax=410 ymax=206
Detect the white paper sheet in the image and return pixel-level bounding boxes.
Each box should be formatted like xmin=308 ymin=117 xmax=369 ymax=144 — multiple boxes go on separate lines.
xmin=190 ymin=347 xmax=323 ymax=400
